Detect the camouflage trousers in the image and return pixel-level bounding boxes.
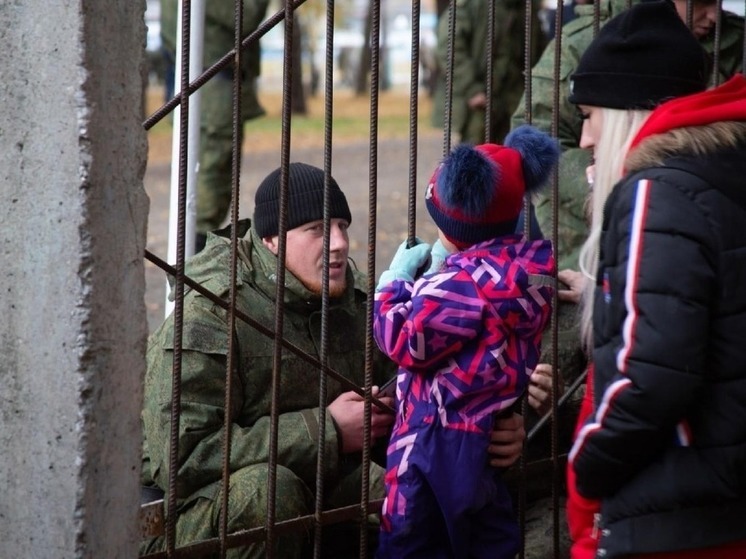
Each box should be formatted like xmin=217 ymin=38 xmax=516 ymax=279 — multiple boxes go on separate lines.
xmin=196 ymin=72 xmax=265 ymax=234
xmin=140 ymin=460 xmax=385 ymax=558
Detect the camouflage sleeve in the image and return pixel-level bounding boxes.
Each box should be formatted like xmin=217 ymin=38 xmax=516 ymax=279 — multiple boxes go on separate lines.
xmin=489 ymin=9 xmax=519 ymax=99
xmin=446 ymin=3 xmax=484 ymax=102
xmin=510 ymin=22 xmax=593 ymax=269
xmin=534 ymin=147 xmax=592 ymax=270
xmin=510 ymin=37 xmax=582 ymax=151
xmin=142 ymin=297 xmax=340 ymax=501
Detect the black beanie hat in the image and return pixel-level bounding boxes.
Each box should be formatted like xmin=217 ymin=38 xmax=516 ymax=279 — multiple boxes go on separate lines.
xmin=568 ymin=0 xmax=709 ymax=109
xmin=253 ymin=162 xmax=352 ymax=238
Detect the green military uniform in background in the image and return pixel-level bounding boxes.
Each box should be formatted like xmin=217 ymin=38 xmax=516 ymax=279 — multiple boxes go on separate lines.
xmin=140 ymin=221 xmax=395 ymax=558
xmin=511 ymin=0 xmax=745 ymax=270
xmin=431 ymin=0 xmax=545 ymax=145
xmin=161 ymin=0 xmax=270 ymax=235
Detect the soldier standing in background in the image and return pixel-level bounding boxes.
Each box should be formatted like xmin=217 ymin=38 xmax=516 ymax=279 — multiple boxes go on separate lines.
xmin=139 ymin=163 xmax=530 ymax=558
xmin=160 ymin=0 xmax=271 ymax=251
xmin=431 ymin=0 xmax=546 ymax=145
xmin=511 ymin=0 xmax=744 ymax=271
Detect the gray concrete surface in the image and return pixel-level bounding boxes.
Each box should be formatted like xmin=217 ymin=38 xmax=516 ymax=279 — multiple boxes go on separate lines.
xmin=0 ymin=1 xmax=149 ymax=557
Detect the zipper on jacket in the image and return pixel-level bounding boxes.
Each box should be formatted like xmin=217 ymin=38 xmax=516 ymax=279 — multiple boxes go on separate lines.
xmin=591 ymin=513 xmax=602 ymax=540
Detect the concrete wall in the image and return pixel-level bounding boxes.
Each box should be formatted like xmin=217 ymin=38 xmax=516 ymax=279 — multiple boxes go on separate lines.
xmin=0 ymin=1 xmax=149 ymax=557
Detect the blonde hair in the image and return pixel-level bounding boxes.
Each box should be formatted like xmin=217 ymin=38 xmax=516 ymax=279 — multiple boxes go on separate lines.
xmin=578 ymin=108 xmax=651 ymax=350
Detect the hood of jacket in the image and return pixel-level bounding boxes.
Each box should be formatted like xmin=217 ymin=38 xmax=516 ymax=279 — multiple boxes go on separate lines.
xmin=625 ymin=75 xmax=746 ymax=206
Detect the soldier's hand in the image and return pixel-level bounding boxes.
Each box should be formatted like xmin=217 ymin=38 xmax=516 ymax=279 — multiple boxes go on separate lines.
xmin=558 ymin=269 xmax=585 ymax=305
xmin=328 ymin=390 xmax=395 ymax=454
xmin=468 ymin=91 xmax=487 ymax=109
xmin=528 ymin=363 xmax=564 ymax=417
xmin=488 ymin=413 xmax=525 ymax=468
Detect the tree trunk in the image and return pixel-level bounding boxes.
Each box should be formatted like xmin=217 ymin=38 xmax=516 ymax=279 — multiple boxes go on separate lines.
xmin=355 ymin=0 xmax=373 ymax=95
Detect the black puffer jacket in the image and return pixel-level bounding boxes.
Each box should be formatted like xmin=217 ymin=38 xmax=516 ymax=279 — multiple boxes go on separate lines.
xmin=570 ymin=119 xmax=746 ymax=558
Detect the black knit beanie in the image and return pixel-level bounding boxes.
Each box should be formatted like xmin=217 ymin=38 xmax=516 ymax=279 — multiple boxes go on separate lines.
xmin=568 ymin=0 xmax=709 ymax=109
xmin=253 ymin=162 xmax=352 ymax=238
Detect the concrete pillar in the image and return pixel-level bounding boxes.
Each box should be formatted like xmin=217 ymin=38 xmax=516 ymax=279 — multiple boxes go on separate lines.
xmin=0 ymin=1 xmax=149 ymax=557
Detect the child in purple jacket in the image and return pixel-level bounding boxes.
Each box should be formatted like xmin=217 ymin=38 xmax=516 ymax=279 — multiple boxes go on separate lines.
xmin=373 ymin=125 xmax=559 ymax=559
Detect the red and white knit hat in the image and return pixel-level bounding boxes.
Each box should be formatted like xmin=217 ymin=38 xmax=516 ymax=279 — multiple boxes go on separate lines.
xmin=425 ymin=125 xmax=559 ymax=248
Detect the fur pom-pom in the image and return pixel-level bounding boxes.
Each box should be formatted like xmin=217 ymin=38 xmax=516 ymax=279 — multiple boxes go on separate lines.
xmin=504 ymin=125 xmax=560 ymax=193
xmin=437 ymin=144 xmax=498 ymax=218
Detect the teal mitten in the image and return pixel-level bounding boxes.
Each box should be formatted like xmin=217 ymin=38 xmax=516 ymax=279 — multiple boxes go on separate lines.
xmin=426 ymin=239 xmax=451 ymax=274
xmin=376 ymin=239 xmax=432 ymax=291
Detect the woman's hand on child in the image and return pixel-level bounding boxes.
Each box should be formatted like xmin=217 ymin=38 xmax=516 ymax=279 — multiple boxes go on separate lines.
xmin=528 ymin=363 xmax=564 ymax=417
xmin=558 ymin=269 xmax=585 ymax=305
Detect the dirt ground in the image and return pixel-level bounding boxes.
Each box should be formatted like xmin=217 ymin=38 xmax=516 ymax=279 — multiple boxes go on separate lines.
xmin=143 ymin=87 xmax=447 ymax=331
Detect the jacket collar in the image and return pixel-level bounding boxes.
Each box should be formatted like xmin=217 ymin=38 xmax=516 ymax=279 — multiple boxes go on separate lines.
xmin=246 ymin=227 xmax=357 ymax=314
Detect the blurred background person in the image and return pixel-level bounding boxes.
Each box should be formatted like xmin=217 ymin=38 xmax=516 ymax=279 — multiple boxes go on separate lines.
xmin=431 ymin=0 xmax=546 ymax=145
xmin=160 ymin=0 xmax=271 ymax=251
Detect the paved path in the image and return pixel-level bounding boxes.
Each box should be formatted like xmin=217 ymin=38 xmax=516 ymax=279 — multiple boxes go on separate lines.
xmin=144 ymin=132 xmax=446 ymax=331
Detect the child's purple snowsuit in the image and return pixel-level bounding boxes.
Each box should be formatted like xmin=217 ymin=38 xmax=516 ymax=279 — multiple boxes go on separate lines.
xmin=373 ymin=236 xmax=554 ymax=559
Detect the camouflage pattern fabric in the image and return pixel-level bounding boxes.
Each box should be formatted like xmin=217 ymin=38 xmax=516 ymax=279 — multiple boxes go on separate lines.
xmin=511 ymin=0 xmax=745 ymax=270
xmin=160 ymin=0 xmax=270 ymax=234
xmin=431 ymin=0 xmax=545 ymax=144
xmin=140 ymin=220 xmax=394 ymax=557
xmin=140 ymin=460 xmax=386 ymax=558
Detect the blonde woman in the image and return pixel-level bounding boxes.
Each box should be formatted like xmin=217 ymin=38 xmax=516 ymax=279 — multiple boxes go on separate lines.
xmin=565 ymin=1 xmax=746 ymax=558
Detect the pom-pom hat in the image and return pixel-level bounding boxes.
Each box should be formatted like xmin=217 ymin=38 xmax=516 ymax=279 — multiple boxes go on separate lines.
xmin=425 ymin=125 xmax=560 ymax=248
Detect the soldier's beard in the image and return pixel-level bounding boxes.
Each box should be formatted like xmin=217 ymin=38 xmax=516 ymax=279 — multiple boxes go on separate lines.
xmin=303 ymin=277 xmax=347 ymax=299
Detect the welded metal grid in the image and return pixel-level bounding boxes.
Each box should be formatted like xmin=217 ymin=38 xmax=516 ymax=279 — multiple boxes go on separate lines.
xmin=139 ymin=0 xmax=746 ymax=557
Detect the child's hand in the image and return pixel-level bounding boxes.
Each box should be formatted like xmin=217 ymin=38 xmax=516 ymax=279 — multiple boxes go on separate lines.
xmin=376 ymin=238 xmax=431 ymax=290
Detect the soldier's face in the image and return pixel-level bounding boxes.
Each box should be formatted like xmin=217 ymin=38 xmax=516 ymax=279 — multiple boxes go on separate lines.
xmin=578 ymin=105 xmax=604 ymax=159
xmin=673 ymin=0 xmax=718 ymax=39
xmin=263 ymin=218 xmax=350 ymax=297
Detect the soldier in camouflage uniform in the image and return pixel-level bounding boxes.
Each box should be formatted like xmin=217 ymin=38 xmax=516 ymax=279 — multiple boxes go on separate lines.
xmin=160 ymin=0 xmax=270 ymax=247
xmin=431 ymin=0 xmax=545 ymax=145
xmin=511 ymin=0 xmax=745 ymax=270
xmin=140 ymin=163 xmax=533 ymax=557
xmin=140 ymin=163 xmax=397 ymax=558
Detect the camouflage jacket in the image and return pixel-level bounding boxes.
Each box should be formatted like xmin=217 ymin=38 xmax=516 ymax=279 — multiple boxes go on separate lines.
xmin=141 ymin=221 xmax=394 ymax=504
xmin=431 ymin=0 xmax=544 ymax=142
xmin=511 ymin=0 xmax=745 ymax=269
xmin=160 ymin=0 xmax=269 ymax=118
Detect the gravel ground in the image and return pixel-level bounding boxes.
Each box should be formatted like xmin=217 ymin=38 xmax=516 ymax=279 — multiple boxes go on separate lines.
xmin=143 ymin=131 xmax=446 ymax=331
